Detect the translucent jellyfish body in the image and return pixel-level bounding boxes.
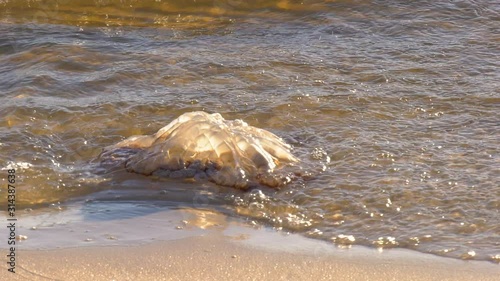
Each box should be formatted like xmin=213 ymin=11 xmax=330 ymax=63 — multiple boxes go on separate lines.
xmin=100 ymin=111 xmax=298 ymax=189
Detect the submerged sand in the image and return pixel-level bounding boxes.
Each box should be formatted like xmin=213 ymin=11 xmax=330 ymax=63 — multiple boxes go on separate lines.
xmin=1 ymin=207 xmax=498 ymax=281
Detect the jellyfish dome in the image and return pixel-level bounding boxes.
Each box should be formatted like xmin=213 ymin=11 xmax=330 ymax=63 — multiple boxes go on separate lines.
xmin=99 ymin=111 xmax=299 ymax=189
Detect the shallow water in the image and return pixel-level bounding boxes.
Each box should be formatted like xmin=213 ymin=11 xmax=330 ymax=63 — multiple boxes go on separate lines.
xmin=1 ymin=0 xmax=499 ymax=262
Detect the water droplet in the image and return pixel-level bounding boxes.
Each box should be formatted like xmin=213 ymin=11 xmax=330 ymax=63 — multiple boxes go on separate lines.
xmin=332 ymin=234 xmax=356 ymax=246
xmin=16 ymin=235 xmax=28 ymax=241
xmin=373 ymin=236 xmax=398 ymax=247
xmin=307 ymin=229 xmax=323 ymax=237
xmin=461 ymin=250 xmax=476 ymax=259
xmin=491 ymin=254 xmax=500 ymax=263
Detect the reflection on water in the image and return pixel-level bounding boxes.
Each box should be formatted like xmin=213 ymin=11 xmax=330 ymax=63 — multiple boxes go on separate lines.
xmin=0 ymin=0 xmax=499 ymax=262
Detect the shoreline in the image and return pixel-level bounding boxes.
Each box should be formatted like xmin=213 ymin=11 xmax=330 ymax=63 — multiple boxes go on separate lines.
xmin=1 ymin=207 xmax=498 ymax=280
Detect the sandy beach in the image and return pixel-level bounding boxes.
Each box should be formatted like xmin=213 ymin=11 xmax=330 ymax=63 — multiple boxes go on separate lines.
xmin=1 ymin=207 xmax=498 ymax=281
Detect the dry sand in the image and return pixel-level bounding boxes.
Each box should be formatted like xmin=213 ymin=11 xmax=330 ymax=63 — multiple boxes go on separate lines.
xmin=1 ymin=208 xmax=498 ymax=281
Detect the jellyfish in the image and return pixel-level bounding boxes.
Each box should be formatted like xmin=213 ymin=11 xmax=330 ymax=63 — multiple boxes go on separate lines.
xmin=99 ymin=111 xmax=299 ymax=189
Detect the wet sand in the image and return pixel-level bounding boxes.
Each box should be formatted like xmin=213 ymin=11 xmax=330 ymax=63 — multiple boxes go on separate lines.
xmin=1 ymin=208 xmax=498 ymax=281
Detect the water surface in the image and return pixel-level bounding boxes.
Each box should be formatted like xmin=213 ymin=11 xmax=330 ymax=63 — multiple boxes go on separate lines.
xmin=1 ymin=0 xmax=499 ymax=262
